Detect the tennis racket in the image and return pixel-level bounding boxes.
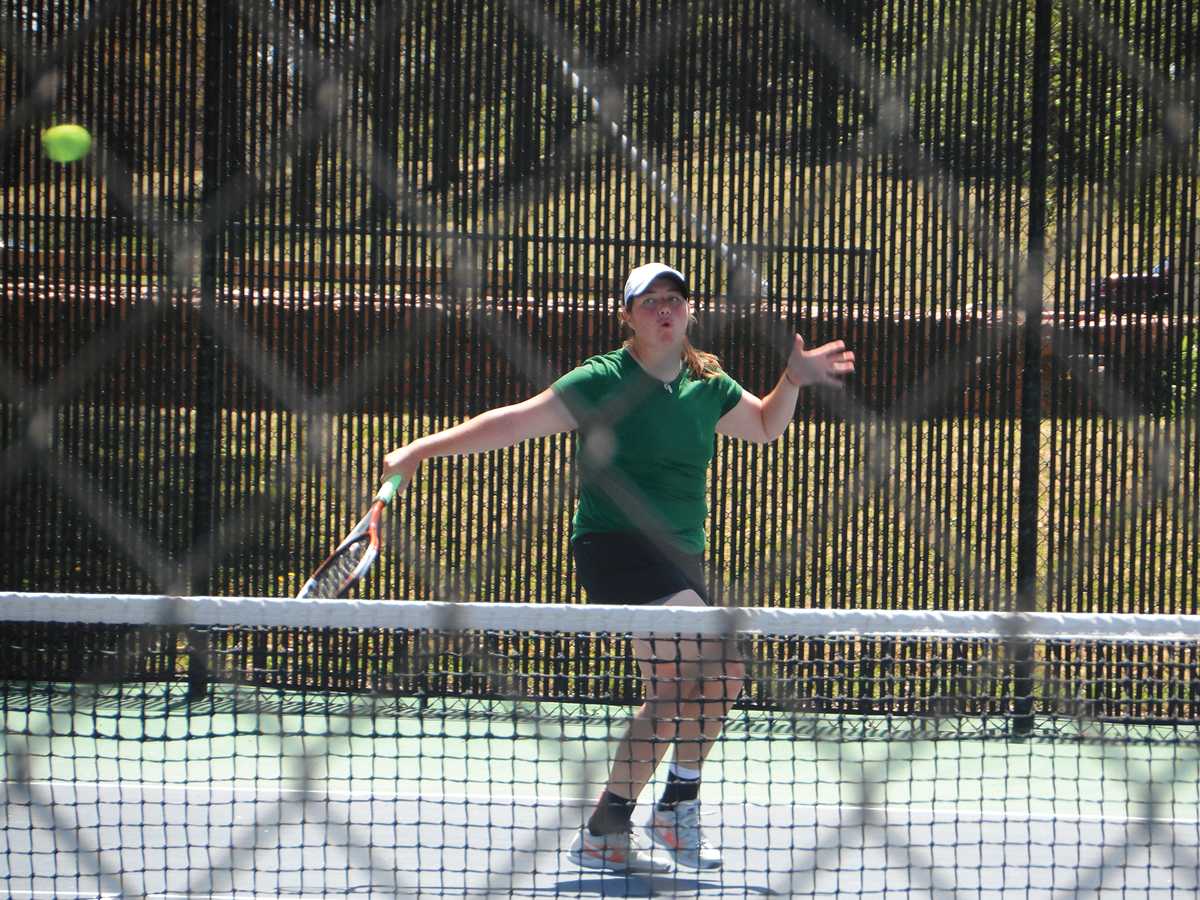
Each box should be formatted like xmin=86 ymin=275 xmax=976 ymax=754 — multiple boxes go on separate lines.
xmin=296 ymin=474 xmax=407 ymax=599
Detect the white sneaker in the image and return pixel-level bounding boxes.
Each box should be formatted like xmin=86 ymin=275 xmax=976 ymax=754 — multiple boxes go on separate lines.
xmin=649 ymin=799 xmax=722 ymax=870
xmin=568 ymin=827 xmax=672 ymax=873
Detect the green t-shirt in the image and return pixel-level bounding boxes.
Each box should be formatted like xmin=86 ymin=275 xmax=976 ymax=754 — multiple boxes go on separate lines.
xmin=551 ymin=347 xmax=744 ymax=554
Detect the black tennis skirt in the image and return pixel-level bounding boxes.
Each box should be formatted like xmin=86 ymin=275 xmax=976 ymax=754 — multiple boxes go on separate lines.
xmin=572 ymin=531 xmax=709 ymax=606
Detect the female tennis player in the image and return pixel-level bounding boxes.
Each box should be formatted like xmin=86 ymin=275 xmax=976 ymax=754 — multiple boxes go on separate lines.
xmin=382 ymin=262 xmax=854 ymax=873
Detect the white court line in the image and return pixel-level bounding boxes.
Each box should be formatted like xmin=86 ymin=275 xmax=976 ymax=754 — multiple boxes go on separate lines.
xmin=9 ymin=778 xmax=1200 ymax=828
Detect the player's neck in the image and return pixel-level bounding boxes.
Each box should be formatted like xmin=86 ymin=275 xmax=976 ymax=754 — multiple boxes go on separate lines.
xmin=628 ymin=340 xmax=683 ymax=383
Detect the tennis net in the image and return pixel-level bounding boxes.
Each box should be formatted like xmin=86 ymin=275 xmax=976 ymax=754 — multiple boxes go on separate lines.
xmin=2 ymin=592 xmax=1199 ymax=897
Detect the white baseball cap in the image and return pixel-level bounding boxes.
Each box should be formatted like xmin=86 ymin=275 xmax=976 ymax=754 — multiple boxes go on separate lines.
xmin=622 ymin=262 xmax=687 ymax=307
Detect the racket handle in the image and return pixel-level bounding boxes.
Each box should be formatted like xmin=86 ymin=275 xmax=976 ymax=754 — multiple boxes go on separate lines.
xmin=375 ymin=473 xmax=406 ymax=505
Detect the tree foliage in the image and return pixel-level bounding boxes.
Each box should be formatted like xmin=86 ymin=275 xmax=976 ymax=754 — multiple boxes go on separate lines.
xmin=1 ymin=0 xmax=1194 ymax=200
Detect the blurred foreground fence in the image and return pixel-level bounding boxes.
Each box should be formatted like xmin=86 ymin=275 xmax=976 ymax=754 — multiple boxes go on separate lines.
xmin=1 ymin=0 xmax=1197 ymax=613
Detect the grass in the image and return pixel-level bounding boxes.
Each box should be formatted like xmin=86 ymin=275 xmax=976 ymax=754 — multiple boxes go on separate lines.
xmin=3 ymin=402 xmax=1196 ymax=612
xmin=5 ymin=158 xmax=1191 ymax=314
xmin=3 ymin=401 xmax=1196 ymax=722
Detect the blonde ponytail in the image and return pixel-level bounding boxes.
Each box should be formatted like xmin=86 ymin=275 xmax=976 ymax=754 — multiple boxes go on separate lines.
xmin=620 ymin=336 xmax=721 ymax=379
xmin=682 ymin=338 xmax=722 ymax=380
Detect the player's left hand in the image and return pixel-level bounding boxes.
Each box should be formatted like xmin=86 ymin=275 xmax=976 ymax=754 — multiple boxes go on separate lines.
xmin=785 ymin=335 xmax=855 ymax=388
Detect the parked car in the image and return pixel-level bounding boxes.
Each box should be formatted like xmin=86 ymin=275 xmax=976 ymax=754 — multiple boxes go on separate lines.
xmin=0 ymin=239 xmax=37 ymax=276
xmin=1086 ymin=259 xmax=1171 ymax=314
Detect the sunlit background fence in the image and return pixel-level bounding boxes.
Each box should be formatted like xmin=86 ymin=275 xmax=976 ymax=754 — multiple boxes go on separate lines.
xmin=5 ymin=1 xmax=1196 ymax=618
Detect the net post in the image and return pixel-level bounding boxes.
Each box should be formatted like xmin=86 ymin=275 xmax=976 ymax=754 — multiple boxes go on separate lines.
xmin=1011 ymin=637 xmax=1035 ymax=738
xmin=186 ymin=624 xmax=211 ymax=702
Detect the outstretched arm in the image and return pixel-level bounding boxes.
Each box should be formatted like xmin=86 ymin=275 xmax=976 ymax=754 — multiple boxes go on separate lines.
xmin=716 ymin=335 xmax=854 ymax=444
xmin=383 ymin=387 xmax=577 ymax=479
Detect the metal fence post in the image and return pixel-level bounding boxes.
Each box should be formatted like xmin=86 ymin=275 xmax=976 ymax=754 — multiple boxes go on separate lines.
xmin=1014 ymin=0 xmax=1053 ymax=736
xmin=368 ymin=3 xmax=402 ymax=290
xmin=189 ymin=0 xmax=242 ymax=700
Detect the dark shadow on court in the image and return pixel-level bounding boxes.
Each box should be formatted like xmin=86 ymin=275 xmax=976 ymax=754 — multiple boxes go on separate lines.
xmin=549 ymin=874 xmax=779 ymax=896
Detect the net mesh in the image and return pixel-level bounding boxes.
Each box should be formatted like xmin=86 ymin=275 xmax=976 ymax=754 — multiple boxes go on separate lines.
xmin=2 ymin=593 xmax=1200 ymax=897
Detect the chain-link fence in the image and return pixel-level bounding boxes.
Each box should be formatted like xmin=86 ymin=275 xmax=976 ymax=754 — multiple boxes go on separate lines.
xmin=2 ymin=0 xmax=1198 ymax=896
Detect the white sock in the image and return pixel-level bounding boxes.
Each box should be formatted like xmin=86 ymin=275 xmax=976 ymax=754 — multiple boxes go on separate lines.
xmin=669 ymin=762 xmax=701 ymax=781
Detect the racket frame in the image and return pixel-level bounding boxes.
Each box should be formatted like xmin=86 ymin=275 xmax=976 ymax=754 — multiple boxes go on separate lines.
xmin=296 ymin=474 xmax=406 ymax=599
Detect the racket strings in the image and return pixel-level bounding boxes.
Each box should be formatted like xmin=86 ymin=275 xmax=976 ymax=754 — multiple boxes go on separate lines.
xmin=309 ymin=537 xmax=371 ymax=598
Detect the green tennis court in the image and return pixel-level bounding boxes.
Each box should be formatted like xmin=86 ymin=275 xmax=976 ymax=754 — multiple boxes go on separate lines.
xmin=5 ymin=624 xmax=1200 ymax=897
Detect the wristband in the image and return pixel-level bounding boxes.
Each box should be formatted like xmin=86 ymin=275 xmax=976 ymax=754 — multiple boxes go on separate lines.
xmin=783 ymin=370 xmax=800 ymax=387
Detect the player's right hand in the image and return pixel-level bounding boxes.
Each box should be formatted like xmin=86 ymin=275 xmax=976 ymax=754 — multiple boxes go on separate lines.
xmin=382 ymin=444 xmax=422 ymax=481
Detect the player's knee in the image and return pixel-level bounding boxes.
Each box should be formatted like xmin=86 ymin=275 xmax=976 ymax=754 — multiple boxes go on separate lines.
xmin=643 ymin=663 xmax=686 ymax=703
xmin=724 ymin=657 xmax=747 ymax=684
xmin=689 ymin=659 xmax=745 ymax=704
xmin=692 ymin=653 xmax=744 ymax=685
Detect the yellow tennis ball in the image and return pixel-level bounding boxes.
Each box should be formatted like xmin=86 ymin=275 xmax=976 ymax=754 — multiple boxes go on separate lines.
xmin=41 ymin=124 xmax=92 ymax=163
